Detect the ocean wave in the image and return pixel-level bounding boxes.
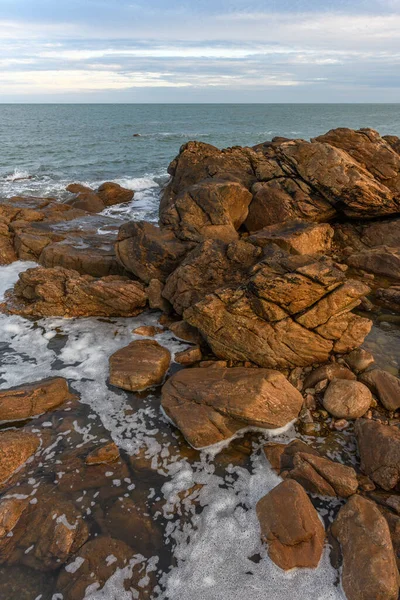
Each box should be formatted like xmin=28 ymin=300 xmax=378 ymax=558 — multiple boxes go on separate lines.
xmin=2 ymin=168 xmax=33 ymax=182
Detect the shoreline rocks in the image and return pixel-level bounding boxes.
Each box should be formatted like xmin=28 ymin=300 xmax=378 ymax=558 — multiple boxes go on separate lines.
xmin=109 ymin=339 xmax=171 ymax=392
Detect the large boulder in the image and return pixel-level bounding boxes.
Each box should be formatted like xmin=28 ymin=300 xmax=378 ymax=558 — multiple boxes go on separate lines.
xmin=184 ymin=252 xmax=371 ymax=369
xmin=2 ymin=266 xmax=147 ymax=318
xmin=0 ymin=377 xmax=75 ymax=422
xmin=256 ymin=480 xmax=325 ymax=570
xmin=160 ymin=179 xmax=252 ymax=243
xmin=163 ymin=239 xmax=261 ymax=315
xmin=315 ymin=127 xmax=400 ymax=194
xmin=109 ymin=339 xmax=171 ymax=392
xmin=161 ymin=367 xmax=303 ymax=449
xmin=115 ymin=220 xmax=191 ymax=283
xmin=0 ymin=430 xmax=40 ymax=486
xmin=356 ymin=419 xmax=400 ymax=491
xmin=331 ymin=495 xmax=400 ymax=600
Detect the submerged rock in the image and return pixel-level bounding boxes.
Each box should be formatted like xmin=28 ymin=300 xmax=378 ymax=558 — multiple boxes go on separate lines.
xmin=0 ymin=377 xmax=75 ymax=423
xmin=161 ymin=367 xmax=303 ymax=448
xmin=2 ymin=266 xmax=147 ymax=318
xmin=256 ymin=479 xmax=325 ymax=570
xmin=356 ymin=419 xmax=400 ymax=491
xmin=109 ymin=339 xmax=171 ymax=392
xmin=331 ymin=494 xmax=400 ymax=600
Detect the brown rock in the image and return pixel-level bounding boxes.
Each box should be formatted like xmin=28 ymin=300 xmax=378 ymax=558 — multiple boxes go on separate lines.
xmin=288 ymin=452 xmax=359 ymax=498
xmin=2 ymin=267 xmax=147 ymax=318
xmin=85 ymin=442 xmax=120 ymax=465
xmin=248 ymin=220 xmax=334 ymax=255
xmin=132 ymin=325 xmax=161 ymax=337
xmin=161 ymin=367 xmax=303 ymax=449
xmin=109 ymin=339 xmax=171 ymax=392
xmin=147 ymin=278 xmax=172 ymax=312
xmin=66 ymin=192 xmax=106 ymax=213
xmin=97 ymin=182 xmax=134 ymax=206
xmin=331 ymin=494 xmax=399 ymax=600
xmin=348 ymin=246 xmax=400 ymax=280
xmin=0 ymin=377 xmax=74 ymax=423
xmin=304 ymin=363 xmax=357 ymax=389
xmin=264 ymin=439 xmax=320 ymax=472
xmin=115 ymin=220 xmax=191 ymax=283
xmin=359 ymin=368 xmax=400 ymax=412
xmin=163 ymin=238 xmax=260 ymax=315
xmin=175 ymin=346 xmax=202 ymax=365
xmin=168 ymin=320 xmax=204 ymax=345
xmin=356 ymin=419 xmax=400 ymax=491
xmin=256 ymin=480 xmax=325 ymax=570
xmin=344 ymin=348 xmax=375 ymax=373
xmin=56 ymin=537 xmax=150 ymax=600
xmin=323 ymin=379 xmax=372 ymax=419
xmin=0 ymin=430 xmax=40 ymax=485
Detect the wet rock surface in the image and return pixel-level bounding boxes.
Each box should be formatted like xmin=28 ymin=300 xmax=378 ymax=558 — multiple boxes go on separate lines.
xmin=0 ymin=430 xmax=40 ymax=485
xmin=109 ymin=339 xmax=171 ymax=391
xmin=161 ymin=367 xmax=303 ymax=448
xmin=256 ymin=479 xmax=325 ymax=570
xmin=356 ymin=419 xmax=400 ymax=491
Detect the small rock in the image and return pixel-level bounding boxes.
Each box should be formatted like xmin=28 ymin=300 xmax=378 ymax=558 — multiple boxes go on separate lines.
xmin=256 ymin=480 xmax=325 ymax=570
xmin=323 ymin=379 xmax=372 ymax=419
xmin=132 ymin=325 xmax=162 ymax=337
xmin=109 ymin=339 xmax=171 ymax=392
xmin=168 ymin=320 xmax=203 ymax=345
xmin=304 ymin=363 xmax=356 ymax=389
xmin=333 ymin=419 xmax=349 ymax=430
xmin=199 ymin=360 xmax=228 ymax=368
xmin=344 ymin=348 xmax=375 ymax=373
xmin=147 ymin=278 xmax=172 ymax=313
xmin=304 ymin=394 xmax=317 ymax=410
xmin=175 ymin=346 xmax=202 ymax=365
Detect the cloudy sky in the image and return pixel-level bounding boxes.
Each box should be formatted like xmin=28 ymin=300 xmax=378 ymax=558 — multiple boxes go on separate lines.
xmin=1 ymin=0 xmax=400 ymax=102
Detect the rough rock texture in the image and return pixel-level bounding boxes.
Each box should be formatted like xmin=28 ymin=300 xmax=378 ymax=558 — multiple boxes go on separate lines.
xmin=161 ymin=367 xmax=303 ymax=448
xmin=331 ymin=494 xmax=400 ymax=600
xmin=356 ymin=419 xmax=400 ymax=491
xmin=322 ymin=379 xmax=372 ymax=419
xmin=0 ymin=377 xmax=75 ymax=422
xmin=163 ymin=239 xmax=261 ymax=315
xmin=109 ymin=339 xmax=171 ymax=392
xmin=264 ymin=439 xmax=321 ymax=473
xmin=161 ymin=179 xmax=252 ymax=243
xmin=304 ymin=363 xmax=357 ymax=389
xmin=256 ymin=480 xmax=325 ymax=570
xmin=2 ymin=266 xmax=147 ymax=318
xmin=344 ymin=349 xmax=375 ymax=373
xmin=287 ymin=452 xmax=359 ymax=498
xmin=168 ymin=320 xmax=204 ymax=344
xmin=185 ymin=252 xmax=371 ymax=369
xmin=115 ymin=220 xmax=191 ymax=283
xmin=359 ymin=368 xmax=400 ymax=412
xmin=56 ymin=537 xmax=151 ymax=600
xmin=248 ymin=220 xmax=334 ymax=255
xmin=0 ymin=431 xmax=40 ymax=485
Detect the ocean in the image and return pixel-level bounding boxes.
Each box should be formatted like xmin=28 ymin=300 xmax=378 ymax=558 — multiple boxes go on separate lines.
xmin=2 ymin=103 xmax=400 ymax=213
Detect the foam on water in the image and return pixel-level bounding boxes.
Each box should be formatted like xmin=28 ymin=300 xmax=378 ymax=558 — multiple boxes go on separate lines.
xmin=0 ymin=261 xmax=345 ymax=599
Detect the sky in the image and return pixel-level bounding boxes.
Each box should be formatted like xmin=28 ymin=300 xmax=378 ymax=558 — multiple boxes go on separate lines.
xmin=1 ymin=0 xmax=400 ymax=102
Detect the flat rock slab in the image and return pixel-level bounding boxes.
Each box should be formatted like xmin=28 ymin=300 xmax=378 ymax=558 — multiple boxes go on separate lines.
xmin=331 ymin=494 xmax=400 ymax=600
xmin=256 ymin=479 xmax=325 ymax=570
xmin=161 ymin=367 xmax=303 ymax=449
xmin=0 ymin=377 xmax=75 ymax=423
xmin=109 ymin=339 xmax=171 ymax=392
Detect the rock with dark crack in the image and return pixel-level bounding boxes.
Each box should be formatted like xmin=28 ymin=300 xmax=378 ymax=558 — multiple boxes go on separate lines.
xmin=0 ymin=377 xmax=75 ymax=423
xmin=359 ymin=368 xmax=400 ymax=412
xmin=1 ymin=266 xmax=147 ymax=318
xmin=161 ymin=367 xmax=303 ymax=449
xmin=163 ymin=238 xmax=261 ymax=315
xmin=160 ymin=179 xmax=252 ymax=243
xmin=356 ymin=419 xmax=400 ymax=491
xmin=248 ymin=220 xmax=334 ymax=255
xmin=331 ymin=494 xmax=400 ymax=600
xmin=322 ymin=379 xmax=372 ymax=419
xmin=0 ymin=430 xmax=40 ymax=486
xmin=115 ymin=220 xmax=192 ymax=283
xmin=109 ymin=339 xmax=171 ymax=392
xmin=184 ymin=252 xmax=371 ymax=369
xmin=256 ymin=479 xmax=325 ymax=570
xmin=264 ymin=439 xmax=321 ymax=473
xmin=56 ymin=537 xmax=152 ymax=600
xmin=303 ymin=363 xmax=357 ymax=389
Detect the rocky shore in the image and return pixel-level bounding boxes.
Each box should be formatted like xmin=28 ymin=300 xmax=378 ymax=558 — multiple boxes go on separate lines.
xmin=0 ymin=128 xmax=400 ymax=599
